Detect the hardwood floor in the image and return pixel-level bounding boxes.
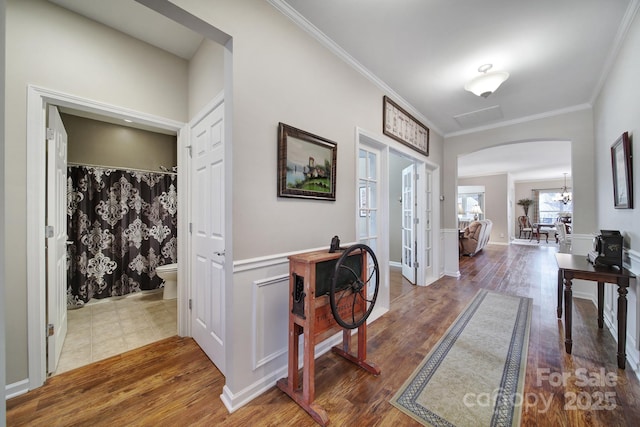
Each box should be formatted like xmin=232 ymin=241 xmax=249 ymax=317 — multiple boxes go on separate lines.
xmin=7 ymin=244 xmax=640 ymax=426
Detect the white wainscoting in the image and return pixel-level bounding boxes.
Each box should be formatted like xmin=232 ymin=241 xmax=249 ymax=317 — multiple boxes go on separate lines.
xmin=600 ymin=248 xmax=640 ymax=377
xmin=443 ymin=229 xmax=461 ymax=277
xmin=222 ymin=244 xmax=357 ymax=413
xmin=251 ymin=274 xmax=289 ymax=370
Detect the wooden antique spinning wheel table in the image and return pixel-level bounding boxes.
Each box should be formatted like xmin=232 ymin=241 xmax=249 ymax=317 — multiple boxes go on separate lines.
xmin=276 ymin=245 xmax=381 ymax=426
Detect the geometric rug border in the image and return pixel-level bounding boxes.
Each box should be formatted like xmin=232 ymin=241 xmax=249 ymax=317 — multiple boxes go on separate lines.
xmin=390 ymin=289 xmax=533 ymax=427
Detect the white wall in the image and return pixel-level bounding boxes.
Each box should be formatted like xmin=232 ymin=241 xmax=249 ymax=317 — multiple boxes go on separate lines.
xmin=170 ymin=0 xmax=445 ymax=410
xmin=4 ymin=0 xmax=188 ymax=385
xmin=4 ymin=0 xmax=446 ymax=410
xmin=594 ymin=12 xmax=640 ymax=251
xmin=593 ymin=7 xmax=640 ymax=375
xmin=1 ymin=0 xmax=6 ymax=419
xmin=172 ymin=0 xmax=445 ymax=260
xmin=188 ymin=39 xmax=224 ymax=119
xmin=458 ymin=174 xmax=508 ymax=244
xmin=442 ymin=109 xmax=595 ymax=275
xmin=445 ymin=110 xmax=595 ymax=233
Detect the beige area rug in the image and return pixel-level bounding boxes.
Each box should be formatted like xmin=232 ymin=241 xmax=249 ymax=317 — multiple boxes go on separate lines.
xmin=390 ymin=290 xmax=532 ymax=427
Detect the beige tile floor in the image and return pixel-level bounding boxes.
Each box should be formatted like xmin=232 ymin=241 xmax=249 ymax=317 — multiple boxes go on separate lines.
xmin=55 ymin=290 xmax=177 ymax=375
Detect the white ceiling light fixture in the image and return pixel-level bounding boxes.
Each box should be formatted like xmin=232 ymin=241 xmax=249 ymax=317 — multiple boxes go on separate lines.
xmin=464 ymin=64 xmax=510 ymax=98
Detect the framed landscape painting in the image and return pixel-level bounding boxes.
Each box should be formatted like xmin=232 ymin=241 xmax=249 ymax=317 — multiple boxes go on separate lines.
xmin=278 ymin=123 xmax=337 ymax=200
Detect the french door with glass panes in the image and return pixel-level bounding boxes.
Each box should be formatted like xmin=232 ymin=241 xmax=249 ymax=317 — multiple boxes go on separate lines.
xmin=358 ymin=148 xmax=379 ymax=249
xmin=401 ymin=164 xmax=416 ymax=284
xmin=358 ymin=147 xmax=379 ymax=301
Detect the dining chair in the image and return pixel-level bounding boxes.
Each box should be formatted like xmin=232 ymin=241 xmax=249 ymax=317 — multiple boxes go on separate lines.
xmin=520 ymin=216 xmax=549 ymax=242
xmin=517 ymin=215 xmax=532 ymax=239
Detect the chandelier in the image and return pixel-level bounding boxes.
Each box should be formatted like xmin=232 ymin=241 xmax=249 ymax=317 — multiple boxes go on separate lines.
xmin=555 ymin=173 xmax=572 ymax=205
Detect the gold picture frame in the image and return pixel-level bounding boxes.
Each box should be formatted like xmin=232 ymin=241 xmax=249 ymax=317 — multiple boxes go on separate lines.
xmin=383 ymin=96 xmax=429 ymax=156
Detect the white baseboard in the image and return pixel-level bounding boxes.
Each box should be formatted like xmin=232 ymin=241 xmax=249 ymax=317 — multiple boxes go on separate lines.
xmin=6 ymin=379 xmax=29 ymax=400
xmin=220 ymin=307 xmax=388 ymax=413
xmin=444 ymin=268 xmax=461 ymax=278
xmin=221 ymin=332 xmax=344 ymax=413
xmin=220 ymin=366 xmax=288 ymax=413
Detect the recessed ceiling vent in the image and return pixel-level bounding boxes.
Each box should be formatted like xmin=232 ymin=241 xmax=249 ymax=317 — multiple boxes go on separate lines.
xmin=454 ymin=105 xmax=503 ymax=128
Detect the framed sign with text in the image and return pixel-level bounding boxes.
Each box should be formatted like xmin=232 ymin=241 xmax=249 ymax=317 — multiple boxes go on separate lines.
xmin=383 ymin=95 xmax=429 ymax=156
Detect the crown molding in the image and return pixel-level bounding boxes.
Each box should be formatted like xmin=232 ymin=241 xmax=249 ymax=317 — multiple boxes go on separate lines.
xmin=267 ymin=0 xmax=442 ymax=136
xmin=268 ymin=0 xmax=636 ymax=142
xmin=589 ymin=0 xmax=640 ymax=105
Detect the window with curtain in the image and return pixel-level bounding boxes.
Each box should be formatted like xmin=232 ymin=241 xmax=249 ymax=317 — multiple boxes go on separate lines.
xmin=536 ymin=189 xmax=572 ymax=223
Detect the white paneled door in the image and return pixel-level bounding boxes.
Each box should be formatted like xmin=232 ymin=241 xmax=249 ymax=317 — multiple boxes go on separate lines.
xmin=46 ymin=105 xmax=68 ymax=374
xmin=401 ymin=164 xmax=416 ymax=284
xmin=191 ymin=100 xmax=226 ymax=374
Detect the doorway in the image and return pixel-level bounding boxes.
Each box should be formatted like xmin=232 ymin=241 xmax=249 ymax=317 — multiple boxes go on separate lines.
xmin=389 ymin=152 xmax=416 ymax=285
xmin=356 ymin=128 xmax=441 ymax=322
xmin=27 ymin=85 xmax=187 ymax=387
xmin=24 ymin=0 xmax=233 ymax=390
xmin=388 ymin=149 xmax=438 ymax=288
xmin=50 ymin=107 xmax=180 ymax=375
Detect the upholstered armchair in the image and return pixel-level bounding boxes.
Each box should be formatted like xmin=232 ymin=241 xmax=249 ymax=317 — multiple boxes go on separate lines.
xmin=460 ymin=219 xmax=493 ymax=256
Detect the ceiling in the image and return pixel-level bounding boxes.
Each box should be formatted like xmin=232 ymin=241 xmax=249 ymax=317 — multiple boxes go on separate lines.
xmin=47 ymin=0 xmax=637 ymax=181
xmin=281 ymin=0 xmax=633 ymax=136
xmin=49 ymin=0 xmax=203 ymax=60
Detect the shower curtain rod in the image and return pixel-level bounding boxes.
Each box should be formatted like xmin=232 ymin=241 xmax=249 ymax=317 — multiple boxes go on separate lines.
xmin=67 ymin=162 xmax=177 ymax=176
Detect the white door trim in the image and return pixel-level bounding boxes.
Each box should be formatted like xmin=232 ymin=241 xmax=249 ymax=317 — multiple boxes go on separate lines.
xmin=355 ymin=128 xmax=390 ymax=321
xmin=416 ymin=162 xmax=440 ymax=286
xmin=356 ymin=127 xmax=441 ymax=289
xmin=26 ymin=85 xmax=187 ymax=389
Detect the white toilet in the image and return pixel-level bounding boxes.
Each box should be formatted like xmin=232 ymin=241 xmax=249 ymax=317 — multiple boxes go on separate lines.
xmin=156 ymin=263 xmax=178 ymax=299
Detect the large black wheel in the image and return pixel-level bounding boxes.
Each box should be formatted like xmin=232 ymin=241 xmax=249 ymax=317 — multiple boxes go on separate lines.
xmin=329 ymin=244 xmax=379 ymax=329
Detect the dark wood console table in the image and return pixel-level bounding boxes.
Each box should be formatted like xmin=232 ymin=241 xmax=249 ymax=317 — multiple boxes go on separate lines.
xmin=555 ymin=253 xmax=635 ymax=369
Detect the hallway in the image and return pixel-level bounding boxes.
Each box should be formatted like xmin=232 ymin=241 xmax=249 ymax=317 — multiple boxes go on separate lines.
xmin=9 ymin=244 xmax=640 ymax=425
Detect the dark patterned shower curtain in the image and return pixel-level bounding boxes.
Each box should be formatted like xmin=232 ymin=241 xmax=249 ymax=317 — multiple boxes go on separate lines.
xmin=66 ymin=165 xmax=178 ymax=306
